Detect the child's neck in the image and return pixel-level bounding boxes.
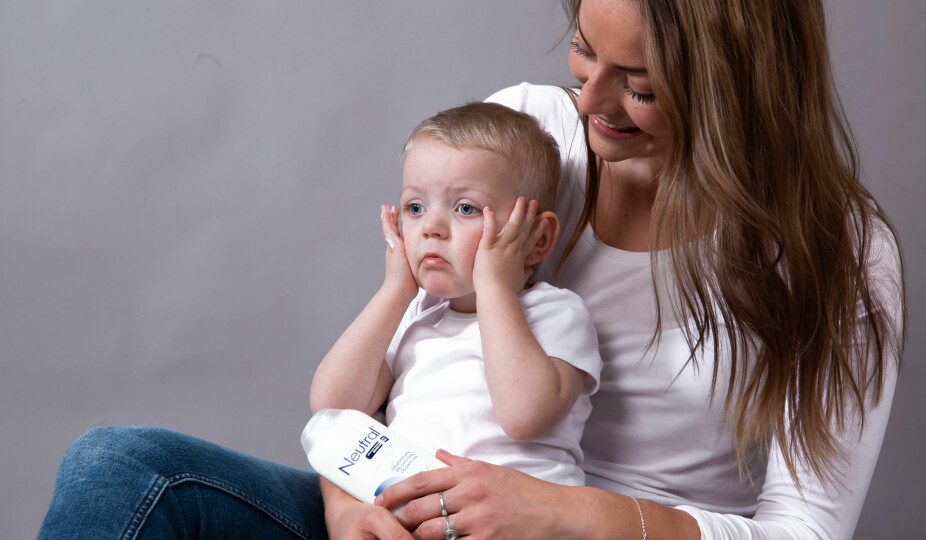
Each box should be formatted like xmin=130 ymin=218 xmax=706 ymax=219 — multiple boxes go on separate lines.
xmin=448 ymin=294 xmax=477 ymax=314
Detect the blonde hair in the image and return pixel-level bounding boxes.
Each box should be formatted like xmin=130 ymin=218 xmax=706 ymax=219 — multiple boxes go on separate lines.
xmin=403 ymin=102 xmax=561 ymax=211
xmin=561 ymin=0 xmax=905 ymax=488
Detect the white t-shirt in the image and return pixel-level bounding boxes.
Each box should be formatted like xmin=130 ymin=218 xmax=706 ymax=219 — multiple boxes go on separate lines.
xmin=384 ymin=282 xmax=602 ymax=486
xmin=488 ymin=83 xmax=903 ymax=539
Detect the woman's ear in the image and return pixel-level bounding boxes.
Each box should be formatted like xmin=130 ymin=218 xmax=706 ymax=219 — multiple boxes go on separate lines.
xmin=525 ymin=211 xmax=561 ymax=266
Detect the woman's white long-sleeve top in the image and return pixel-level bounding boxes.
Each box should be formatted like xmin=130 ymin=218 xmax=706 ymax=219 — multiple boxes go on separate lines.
xmin=488 ymin=82 xmax=903 ymax=539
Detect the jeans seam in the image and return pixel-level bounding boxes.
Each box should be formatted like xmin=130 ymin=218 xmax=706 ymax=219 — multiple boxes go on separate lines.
xmin=121 ymin=475 xmax=170 ymax=540
xmin=165 ymin=472 xmax=314 ymax=540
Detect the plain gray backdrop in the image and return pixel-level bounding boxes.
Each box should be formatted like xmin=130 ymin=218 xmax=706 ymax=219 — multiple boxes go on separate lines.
xmin=1 ymin=1 xmax=922 ymax=538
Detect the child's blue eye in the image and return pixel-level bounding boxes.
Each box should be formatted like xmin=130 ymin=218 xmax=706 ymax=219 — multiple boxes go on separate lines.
xmin=408 ymin=203 xmax=424 ymax=216
xmin=457 ymin=204 xmax=478 ymax=216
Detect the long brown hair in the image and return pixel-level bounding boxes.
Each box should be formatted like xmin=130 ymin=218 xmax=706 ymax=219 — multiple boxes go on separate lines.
xmin=560 ymin=0 xmax=906 ymax=488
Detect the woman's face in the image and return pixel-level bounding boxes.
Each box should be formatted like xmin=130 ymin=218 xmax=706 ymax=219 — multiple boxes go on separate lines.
xmin=568 ymin=0 xmax=671 ymax=163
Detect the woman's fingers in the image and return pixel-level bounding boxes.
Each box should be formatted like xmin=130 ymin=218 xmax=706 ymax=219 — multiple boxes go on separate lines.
xmin=375 ymin=466 xmax=456 ymax=511
xmin=361 ymin=508 xmax=416 ymax=540
xmin=412 ymin=513 xmax=465 ymax=540
xmin=379 ymin=458 xmax=574 ymax=539
xmin=396 ymin=493 xmax=457 ymax=537
xmin=329 ymin=500 xmax=414 ymax=540
xmin=435 ymin=449 xmax=470 ymax=466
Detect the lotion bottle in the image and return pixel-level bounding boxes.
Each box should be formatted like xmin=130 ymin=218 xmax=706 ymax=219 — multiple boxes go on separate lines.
xmin=301 ymin=408 xmax=447 ymax=504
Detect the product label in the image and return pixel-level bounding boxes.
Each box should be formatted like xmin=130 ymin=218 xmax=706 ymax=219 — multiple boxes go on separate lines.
xmin=338 ymin=425 xmax=390 ymax=475
xmin=391 ymin=451 xmax=419 ymax=474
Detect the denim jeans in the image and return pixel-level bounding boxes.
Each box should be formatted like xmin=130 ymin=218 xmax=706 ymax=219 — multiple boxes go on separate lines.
xmin=38 ymin=426 xmax=328 ymax=539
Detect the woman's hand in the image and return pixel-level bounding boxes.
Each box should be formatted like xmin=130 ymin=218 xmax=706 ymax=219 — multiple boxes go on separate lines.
xmin=381 ymin=204 xmax=419 ymax=302
xmin=374 ymin=450 xmax=580 ymax=540
xmin=327 ymin=502 xmax=413 ymax=540
xmin=322 ymin=477 xmax=413 ymax=540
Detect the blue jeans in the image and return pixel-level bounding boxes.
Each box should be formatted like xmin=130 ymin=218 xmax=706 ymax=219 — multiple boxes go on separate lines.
xmin=38 ymin=426 xmax=328 ymax=539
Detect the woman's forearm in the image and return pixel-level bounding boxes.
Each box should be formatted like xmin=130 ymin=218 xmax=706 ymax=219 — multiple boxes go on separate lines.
xmin=573 ymin=487 xmax=701 ymax=540
xmin=320 ymin=476 xmax=355 ymax=531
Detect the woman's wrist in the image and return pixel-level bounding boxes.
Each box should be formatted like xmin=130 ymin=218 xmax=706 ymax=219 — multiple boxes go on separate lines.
xmin=559 ymin=486 xmax=630 ymax=540
xmin=320 ymin=476 xmax=359 ymax=531
xmin=498 ymin=482 xmax=623 ymax=540
xmin=552 ymin=487 xmax=698 ymax=540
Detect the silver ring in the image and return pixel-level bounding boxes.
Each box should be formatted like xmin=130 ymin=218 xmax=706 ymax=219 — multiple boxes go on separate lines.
xmin=439 ymin=492 xmax=448 ymax=517
xmin=444 ymin=516 xmax=458 ymax=540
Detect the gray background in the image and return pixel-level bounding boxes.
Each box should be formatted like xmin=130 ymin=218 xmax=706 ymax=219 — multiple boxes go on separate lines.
xmin=1 ymin=1 xmax=922 ymax=538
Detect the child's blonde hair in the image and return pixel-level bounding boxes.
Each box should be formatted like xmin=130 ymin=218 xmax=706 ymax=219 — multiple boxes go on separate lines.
xmin=403 ymin=102 xmax=561 ymax=211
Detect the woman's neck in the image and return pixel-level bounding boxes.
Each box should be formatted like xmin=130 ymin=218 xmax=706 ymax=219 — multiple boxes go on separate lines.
xmin=592 ymin=158 xmax=661 ymax=252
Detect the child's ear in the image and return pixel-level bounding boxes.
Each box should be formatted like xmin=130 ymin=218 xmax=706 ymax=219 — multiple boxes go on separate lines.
xmin=525 ymin=211 xmax=561 ymax=266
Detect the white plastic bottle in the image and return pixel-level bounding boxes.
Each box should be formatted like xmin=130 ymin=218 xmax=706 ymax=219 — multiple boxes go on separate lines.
xmin=301 ymin=408 xmax=447 ymax=504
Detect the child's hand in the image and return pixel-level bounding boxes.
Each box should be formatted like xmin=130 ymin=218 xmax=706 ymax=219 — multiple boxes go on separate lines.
xmin=473 ymin=197 xmax=544 ymax=296
xmin=380 ymin=205 xmax=419 ymax=302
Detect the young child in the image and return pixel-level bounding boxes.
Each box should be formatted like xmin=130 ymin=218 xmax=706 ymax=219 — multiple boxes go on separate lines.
xmin=309 ymin=102 xmax=601 ymax=486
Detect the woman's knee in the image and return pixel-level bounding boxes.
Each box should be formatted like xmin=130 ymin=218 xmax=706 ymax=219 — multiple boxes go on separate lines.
xmin=60 ymin=426 xmax=179 ymax=477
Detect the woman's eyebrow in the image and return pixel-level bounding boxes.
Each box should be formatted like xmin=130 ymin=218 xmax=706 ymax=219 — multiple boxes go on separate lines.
xmin=575 ymin=19 xmax=648 ymax=75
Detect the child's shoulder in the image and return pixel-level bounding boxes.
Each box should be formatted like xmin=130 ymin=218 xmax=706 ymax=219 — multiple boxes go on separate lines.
xmin=518 ymin=281 xmax=587 ymax=312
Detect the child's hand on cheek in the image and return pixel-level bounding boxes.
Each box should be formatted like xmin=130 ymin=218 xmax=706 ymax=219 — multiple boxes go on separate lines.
xmin=473 ymin=197 xmax=542 ymax=297
xmin=380 ymin=205 xmax=419 ymax=302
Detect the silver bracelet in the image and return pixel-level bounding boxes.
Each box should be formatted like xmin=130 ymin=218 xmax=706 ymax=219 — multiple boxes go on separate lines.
xmin=629 ymin=496 xmax=647 ymax=540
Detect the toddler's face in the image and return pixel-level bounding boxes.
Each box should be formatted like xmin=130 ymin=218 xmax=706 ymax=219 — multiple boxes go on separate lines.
xmin=400 ymin=139 xmax=519 ymax=312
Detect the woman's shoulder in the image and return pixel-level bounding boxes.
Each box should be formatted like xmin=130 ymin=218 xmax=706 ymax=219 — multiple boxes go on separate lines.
xmin=485 ymin=83 xmax=582 ymax=137
xmin=864 ymin=212 xmax=905 ymax=325
xmin=485 ymin=82 xmax=576 ymax=109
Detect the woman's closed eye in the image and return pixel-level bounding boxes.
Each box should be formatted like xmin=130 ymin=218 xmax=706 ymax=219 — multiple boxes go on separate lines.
xmin=623 ymin=83 xmax=655 ymax=105
xmin=570 ymin=39 xmax=594 ymax=60
xmin=572 ymin=35 xmax=655 ymax=106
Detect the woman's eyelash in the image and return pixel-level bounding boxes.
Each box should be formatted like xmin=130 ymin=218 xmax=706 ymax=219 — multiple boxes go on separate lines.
xmin=623 ymin=83 xmax=655 ymax=105
xmin=570 ymin=39 xmax=593 ymax=59
xmin=572 ymin=38 xmax=655 ymax=105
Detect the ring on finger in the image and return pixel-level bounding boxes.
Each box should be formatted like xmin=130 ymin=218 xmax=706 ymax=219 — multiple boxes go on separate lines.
xmin=444 ymin=516 xmax=458 ymax=540
xmin=439 ymin=492 xmax=448 ymax=517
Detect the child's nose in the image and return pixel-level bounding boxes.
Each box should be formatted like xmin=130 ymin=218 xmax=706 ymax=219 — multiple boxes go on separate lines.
xmin=422 ymin=211 xmax=449 ymax=238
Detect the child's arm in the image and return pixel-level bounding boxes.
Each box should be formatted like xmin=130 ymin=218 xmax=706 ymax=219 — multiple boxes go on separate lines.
xmin=309 ymin=206 xmax=420 ymax=416
xmin=473 ymin=198 xmax=588 ymax=442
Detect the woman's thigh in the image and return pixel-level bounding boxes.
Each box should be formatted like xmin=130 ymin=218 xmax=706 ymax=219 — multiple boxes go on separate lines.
xmin=38 ymin=426 xmax=328 ymax=540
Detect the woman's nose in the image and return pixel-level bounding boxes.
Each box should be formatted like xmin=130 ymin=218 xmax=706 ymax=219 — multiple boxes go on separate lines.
xmin=577 ymin=66 xmax=622 ymax=115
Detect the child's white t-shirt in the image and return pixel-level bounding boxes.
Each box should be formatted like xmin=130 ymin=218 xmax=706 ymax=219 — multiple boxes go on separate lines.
xmin=384 ymin=282 xmax=602 ymax=486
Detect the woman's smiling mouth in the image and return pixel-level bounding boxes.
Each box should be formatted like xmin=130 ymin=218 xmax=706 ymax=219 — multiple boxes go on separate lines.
xmin=591 ymin=115 xmax=644 ymax=139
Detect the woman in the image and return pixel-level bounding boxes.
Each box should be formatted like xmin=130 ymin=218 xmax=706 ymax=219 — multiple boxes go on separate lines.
xmin=40 ymin=0 xmax=904 ymax=538
xmin=325 ymin=0 xmax=904 ymax=538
